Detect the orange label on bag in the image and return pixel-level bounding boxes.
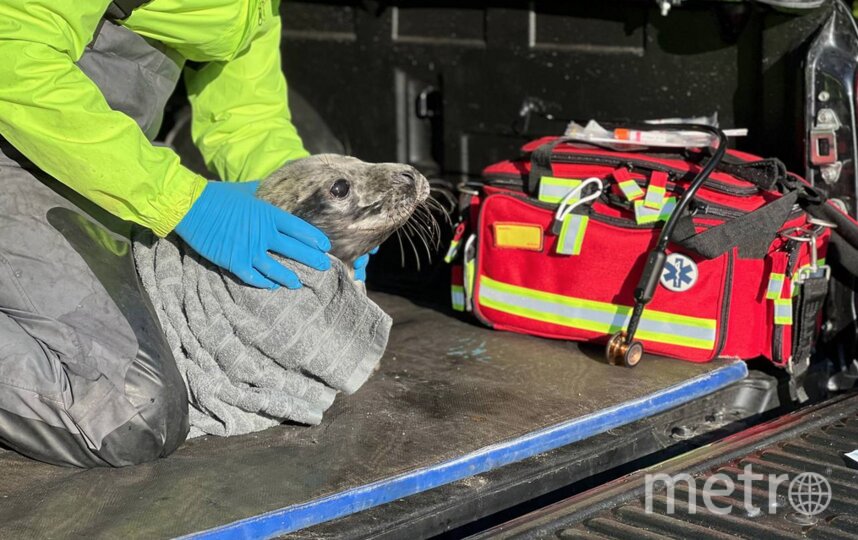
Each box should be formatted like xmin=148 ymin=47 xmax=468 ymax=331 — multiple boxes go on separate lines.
xmin=493 ymin=223 xmax=543 ymax=251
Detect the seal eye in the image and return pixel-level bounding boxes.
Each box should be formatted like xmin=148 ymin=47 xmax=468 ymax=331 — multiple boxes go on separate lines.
xmin=330 ymin=179 xmax=350 ymax=198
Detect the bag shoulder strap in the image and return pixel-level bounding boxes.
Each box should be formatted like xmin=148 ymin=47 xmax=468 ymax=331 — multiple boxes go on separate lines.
xmin=671 ymin=190 xmax=799 ymax=259
xmin=104 ymin=0 xmax=151 ymax=22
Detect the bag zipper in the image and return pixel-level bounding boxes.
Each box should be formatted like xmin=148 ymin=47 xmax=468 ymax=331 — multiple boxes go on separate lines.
xmin=486 ymin=156 xmax=758 ymax=197
xmin=499 ymin=191 xmax=664 ymax=230
xmin=482 ymin=172 xmax=528 ymax=190
xmin=545 ymin=152 xmax=759 ymax=196
xmin=477 ymin=181 xmax=802 ymax=237
xmin=772 ymin=239 xmax=800 ymax=365
xmin=691 ymin=201 xmax=746 ymax=219
xmin=713 ymin=253 xmax=734 ymax=358
xmin=484 ymin=189 xmax=725 ymax=231
xmin=490 ymin=170 xmax=797 ymax=219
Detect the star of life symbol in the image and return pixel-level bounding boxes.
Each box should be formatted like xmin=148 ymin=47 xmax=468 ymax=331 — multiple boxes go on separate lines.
xmin=660 ymin=253 xmax=698 ymax=292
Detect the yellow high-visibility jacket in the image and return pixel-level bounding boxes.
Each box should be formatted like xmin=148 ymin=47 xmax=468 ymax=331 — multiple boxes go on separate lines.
xmin=0 ymin=0 xmax=309 ymax=237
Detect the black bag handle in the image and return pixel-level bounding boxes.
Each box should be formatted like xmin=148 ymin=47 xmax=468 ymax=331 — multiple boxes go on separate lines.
xmin=528 ymin=137 xmax=575 ymax=195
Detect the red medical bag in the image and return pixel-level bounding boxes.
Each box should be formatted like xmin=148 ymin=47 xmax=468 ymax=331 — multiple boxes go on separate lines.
xmin=447 ymin=133 xmax=836 ymax=369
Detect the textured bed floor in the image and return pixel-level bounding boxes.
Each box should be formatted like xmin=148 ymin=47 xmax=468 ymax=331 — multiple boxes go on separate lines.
xmin=0 ymin=293 xmax=745 ymax=539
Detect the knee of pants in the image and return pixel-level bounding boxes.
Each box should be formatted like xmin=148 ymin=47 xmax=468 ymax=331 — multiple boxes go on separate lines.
xmin=0 ymin=359 xmax=189 ymax=468
xmin=0 ymin=316 xmax=188 ymax=468
xmin=96 ymin=350 xmax=190 ymax=467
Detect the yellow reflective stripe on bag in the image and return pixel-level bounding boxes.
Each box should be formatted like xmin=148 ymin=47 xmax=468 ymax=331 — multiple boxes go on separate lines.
xmin=634 ymin=197 xmax=676 ymax=225
xmin=618 ymin=179 xmax=645 ymax=202
xmin=538 ymin=176 xmax=582 ymax=204
xmin=444 ymin=238 xmax=461 ymax=263
xmin=774 ymin=298 xmax=793 ymax=326
xmin=766 ymin=273 xmax=785 ymax=300
xmin=463 ymin=234 xmax=477 ymax=312
xmin=444 ymin=220 xmax=468 ymax=263
xmin=643 ymin=171 xmax=668 ymax=210
xmin=478 ymin=276 xmax=717 ymax=350
xmin=451 ymin=285 xmax=466 ymax=312
xmin=556 ymin=214 xmax=588 ymax=256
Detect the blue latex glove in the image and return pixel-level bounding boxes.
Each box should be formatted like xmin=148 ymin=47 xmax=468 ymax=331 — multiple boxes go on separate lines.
xmin=353 ymin=246 xmax=379 ymax=282
xmin=175 ymin=180 xmax=331 ymax=289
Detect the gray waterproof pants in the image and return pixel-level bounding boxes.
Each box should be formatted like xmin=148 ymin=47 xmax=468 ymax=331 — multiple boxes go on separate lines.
xmin=0 ymin=147 xmax=189 ymax=467
xmin=0 ymin=21 xmax=190 ymax=467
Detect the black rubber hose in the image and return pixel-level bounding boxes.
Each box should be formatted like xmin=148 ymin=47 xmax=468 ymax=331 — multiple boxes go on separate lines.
xmin=654 ymin=124 xmax=728 ymax=251
xmin=625 ymin=124 xmax=728 ymax=342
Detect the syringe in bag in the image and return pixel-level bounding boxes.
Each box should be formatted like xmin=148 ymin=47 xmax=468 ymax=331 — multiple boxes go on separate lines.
xmin=612 ymin=127 xmax=748 ymax=148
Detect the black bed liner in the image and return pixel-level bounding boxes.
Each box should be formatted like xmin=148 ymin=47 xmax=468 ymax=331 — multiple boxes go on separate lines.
xmin=0 ymin=292 xmax=749 ymax=539
xmin=287 ymin=371 xmax=782 ymax=540
xmin=474 ymin=392 xmax=858 ymax=539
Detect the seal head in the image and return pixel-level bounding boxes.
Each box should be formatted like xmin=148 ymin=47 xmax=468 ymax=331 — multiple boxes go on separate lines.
xmin=257 ymin=154 xmax=430 ymax=266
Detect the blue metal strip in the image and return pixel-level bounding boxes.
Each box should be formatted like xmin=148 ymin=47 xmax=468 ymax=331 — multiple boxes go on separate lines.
xmin=183 ymin=361 xmax=749 ymax=540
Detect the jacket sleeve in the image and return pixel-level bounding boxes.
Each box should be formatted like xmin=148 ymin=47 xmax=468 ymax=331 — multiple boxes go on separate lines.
xmin=184 ymin=3 xmax=310 ymax=182
xmin=0 ymin=1 xmax=207 ymax=237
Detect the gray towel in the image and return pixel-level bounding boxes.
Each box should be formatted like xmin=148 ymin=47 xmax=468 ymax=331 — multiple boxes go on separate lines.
xmin=133 ymin=234 xmax=391 ymax=438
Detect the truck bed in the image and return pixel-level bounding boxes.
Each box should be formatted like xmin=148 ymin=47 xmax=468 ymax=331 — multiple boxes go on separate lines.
xmin=474 ymin=393 xmax=858 ymax=539
xmin=0 ymin=293 xmax=747 ymax=539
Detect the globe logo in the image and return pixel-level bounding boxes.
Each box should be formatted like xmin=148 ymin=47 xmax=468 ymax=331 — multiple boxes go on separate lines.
xmin=788 ymin=472 xmax=832 ymax=516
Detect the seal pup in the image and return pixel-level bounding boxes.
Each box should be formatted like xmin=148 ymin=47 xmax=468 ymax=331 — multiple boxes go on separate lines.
xmin=257 ymin=154 xmax=440 ymax=272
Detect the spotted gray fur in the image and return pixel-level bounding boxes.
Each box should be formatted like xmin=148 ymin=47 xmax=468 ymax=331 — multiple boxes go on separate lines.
xmin=257 ymin=154 xmax=430 ymax=267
